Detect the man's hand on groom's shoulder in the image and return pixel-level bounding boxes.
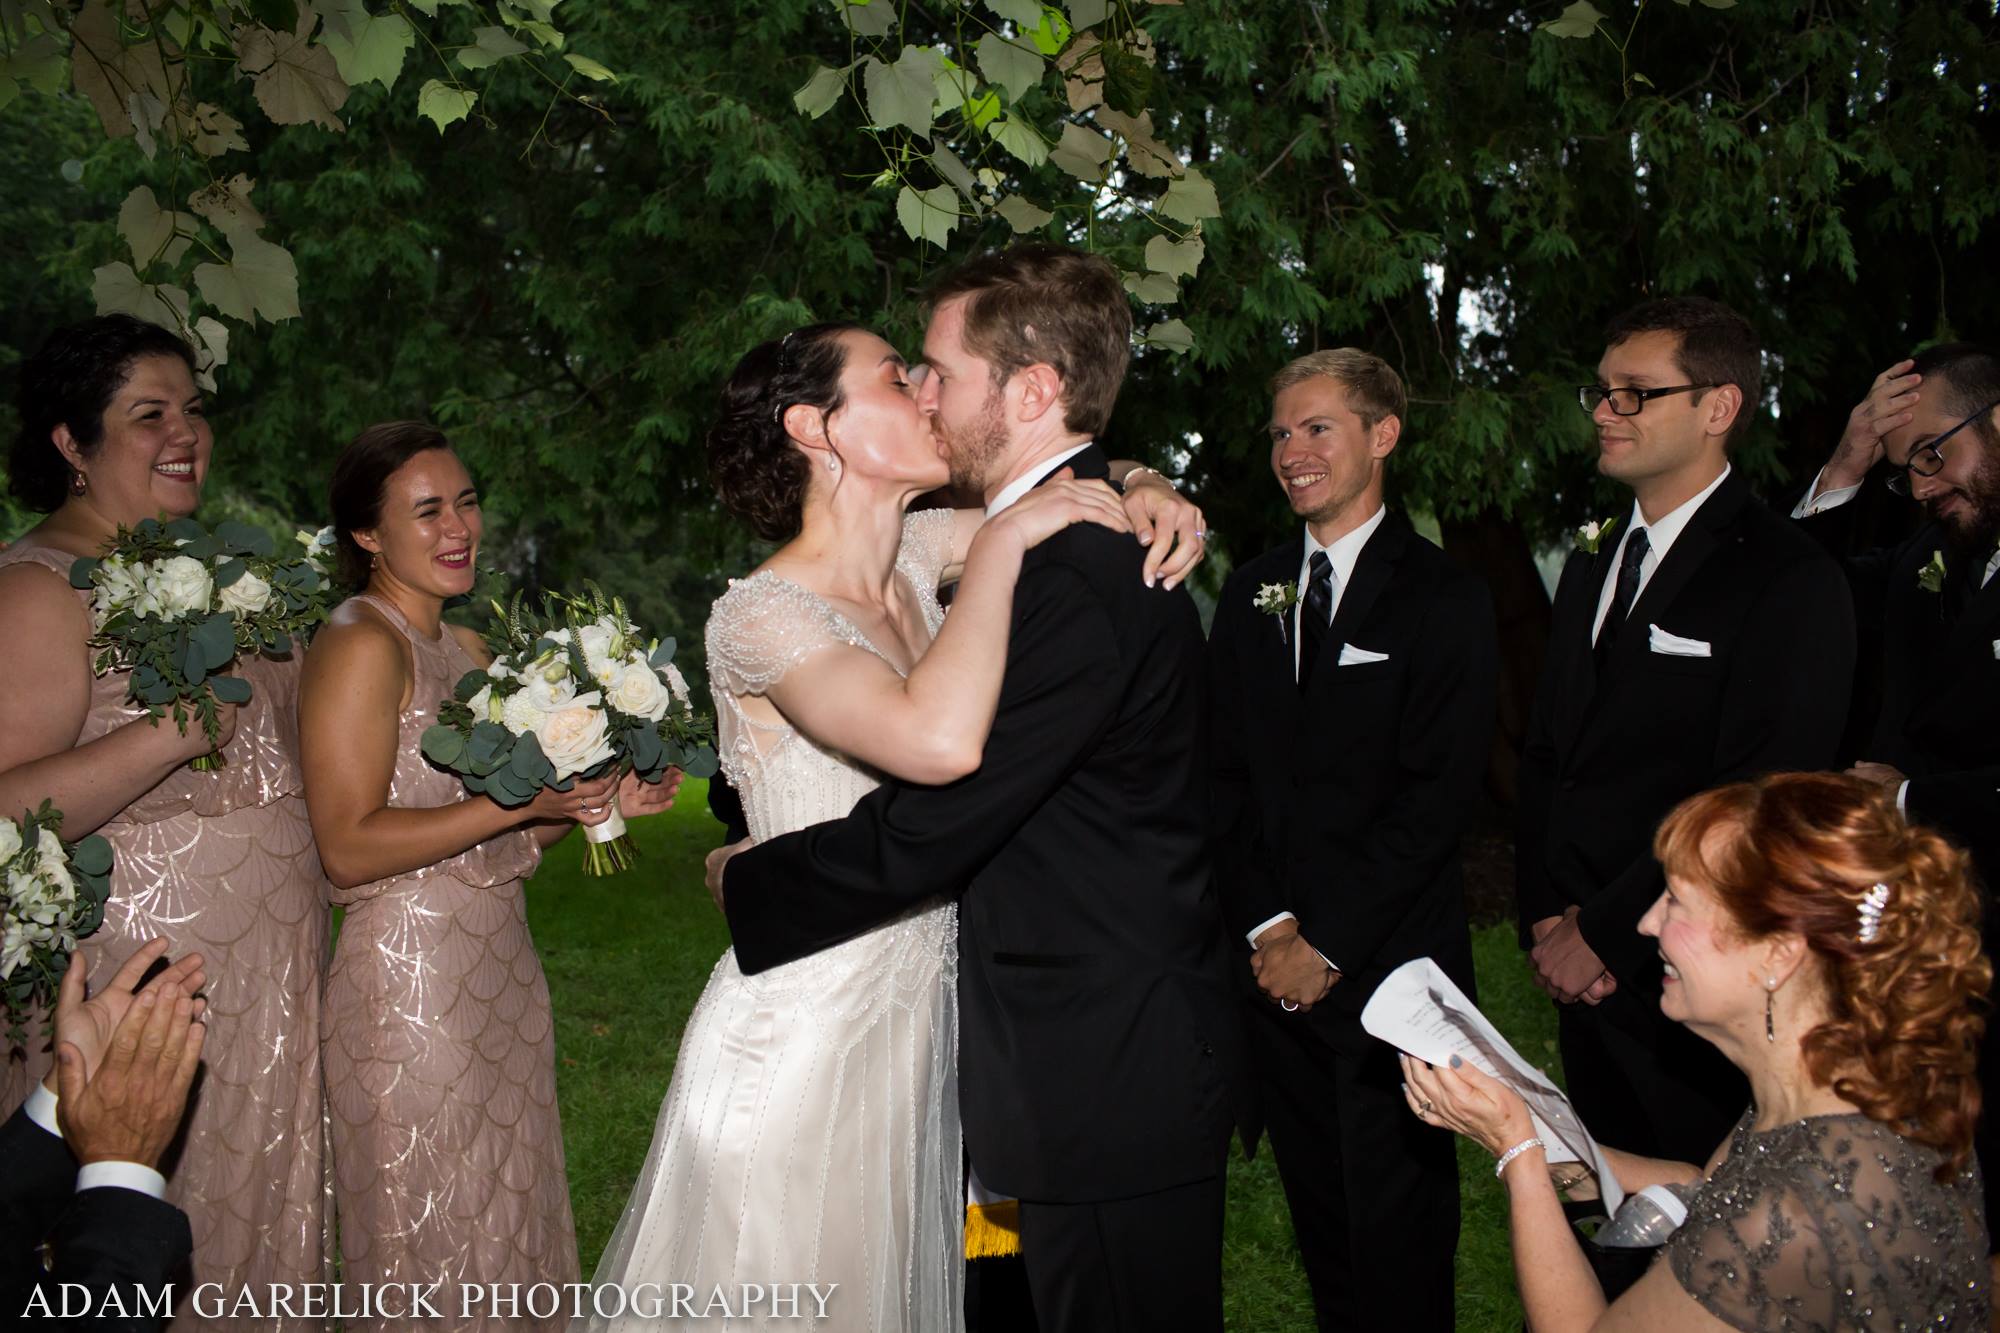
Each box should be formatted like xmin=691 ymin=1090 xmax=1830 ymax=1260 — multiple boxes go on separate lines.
xmin=705 ymin=838 xmax=752 ymax=913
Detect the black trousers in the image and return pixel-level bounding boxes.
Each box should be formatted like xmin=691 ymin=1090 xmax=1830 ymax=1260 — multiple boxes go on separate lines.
xmin=1556 ymin=983 xmax=1743 ymax=1165
xmin=1015 ymin=1172 xmax=1225 ymax=1333
xmin=1247 ymin=999 xmax=1459 ymax=1333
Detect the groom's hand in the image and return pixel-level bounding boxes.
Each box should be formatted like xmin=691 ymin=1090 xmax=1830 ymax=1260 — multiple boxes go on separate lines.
xmin=1249 ymin=924 xmax=1336 ymax=1012
xmin=704 ymin=837 xmax=752 ymax=913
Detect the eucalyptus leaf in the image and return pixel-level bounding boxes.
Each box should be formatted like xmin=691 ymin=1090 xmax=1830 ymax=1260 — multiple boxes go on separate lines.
xmin=208 ymin=673 xmax=253 ymax=704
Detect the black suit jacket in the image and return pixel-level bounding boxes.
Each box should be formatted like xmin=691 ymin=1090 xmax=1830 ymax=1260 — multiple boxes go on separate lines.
xmin=1209 ymin=513 xmax=1497 ymax=1049
xmin=1516 ymin=470 xmax=1857 ymax=983
xmin=1798 ymin=505 xmax=2000 ymax=875
xmin=724 ymin=445 xmax=1238 ymax=1204
xmin=1 ymin=1105 xmax=190 ymax=1330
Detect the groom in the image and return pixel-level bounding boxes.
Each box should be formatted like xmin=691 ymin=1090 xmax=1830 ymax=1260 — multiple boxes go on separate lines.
xmin=710 ymin=243 xmax=1238 ymax=1331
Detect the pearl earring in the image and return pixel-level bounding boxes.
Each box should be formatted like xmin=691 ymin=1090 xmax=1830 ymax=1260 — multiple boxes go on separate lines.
xmin=827 ymin=454 xmax=839 ymax=473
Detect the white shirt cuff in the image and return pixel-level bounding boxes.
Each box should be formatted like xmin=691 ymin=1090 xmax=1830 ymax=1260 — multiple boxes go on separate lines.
xmin=76 ymin=1160 xmax=167 ymax=1200
xmin=1247 ymin=911 xmax=1296 ymax=947
xmin=1896 ymin=779 xmax=1910 ymax=817
xmin=23 ymin=1082 xmax=61 ymax=1138
xmin=1245 ymin=912 xmax=1340 ymax=972
xmin=1790 ymin=468 xmax=1861 ymax=518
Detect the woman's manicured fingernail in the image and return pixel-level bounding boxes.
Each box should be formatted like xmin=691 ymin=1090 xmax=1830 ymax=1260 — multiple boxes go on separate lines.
xmin=1449 ymin=1054 xmax=1463 ymax=1068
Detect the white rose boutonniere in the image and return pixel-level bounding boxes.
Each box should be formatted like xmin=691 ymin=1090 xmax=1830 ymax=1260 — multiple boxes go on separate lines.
xmin=1575 ymin=516 xmax=1621 ymax=554
xmin=1254 ymin=582 xmax=1301 ymax=644
xmin=1917 ymin=549 xmax=1946 ymax=596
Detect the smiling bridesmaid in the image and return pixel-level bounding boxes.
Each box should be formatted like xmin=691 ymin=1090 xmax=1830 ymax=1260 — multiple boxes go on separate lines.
xmin=0 ymin=315 xmax=332 ymax=1330
xmin=300 ymin=422 xmax=676 ymax=1330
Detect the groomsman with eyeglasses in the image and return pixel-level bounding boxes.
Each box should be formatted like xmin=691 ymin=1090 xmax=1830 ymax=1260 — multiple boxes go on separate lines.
xmin=1208 ymin=349 xmax=1497 ymax=1331
xmin=1790 ymin=341 xmax=2000 ymax=1240
xmin=1517 ymin=298 xmax=1855 ymax=1177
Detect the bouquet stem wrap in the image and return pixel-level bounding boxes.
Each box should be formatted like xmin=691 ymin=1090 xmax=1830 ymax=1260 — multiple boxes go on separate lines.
xmin=580 ymin=798 xmax=636 ymax=876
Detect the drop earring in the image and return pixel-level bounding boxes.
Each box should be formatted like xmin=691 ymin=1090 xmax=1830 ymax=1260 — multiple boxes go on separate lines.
xmin=69 ymin=470 xmax=88 ymax=496
xmin=1765 ymin=978 xmax=1777 ymax=1042
xmin=827 ymin=453 xmax=840 ymax=474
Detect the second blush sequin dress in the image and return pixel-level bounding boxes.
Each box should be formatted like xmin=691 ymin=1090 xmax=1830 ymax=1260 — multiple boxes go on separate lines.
xmin=319 ymin=593 xmax=578 ymax=1330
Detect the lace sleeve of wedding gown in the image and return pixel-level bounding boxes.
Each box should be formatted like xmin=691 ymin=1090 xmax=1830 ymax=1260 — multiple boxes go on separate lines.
xmin=1665 ymin=1115 xmax=1990 ymax=1332
xmin=703 ymin=571 xmax=868 ymax=697
xmin=897 ymin=507 xmax=957 ymax=591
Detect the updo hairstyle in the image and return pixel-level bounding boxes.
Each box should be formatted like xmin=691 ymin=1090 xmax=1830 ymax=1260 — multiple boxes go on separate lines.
xmin=10 ymin=315 xmax=199 ymax=512
xmin=1655 ymin=772 xmax=1990 ymax=1179
xmin=706 ymin=321 xmax=866 ymax=542
xmin=328 ymin=421 xmax=454 ymax=590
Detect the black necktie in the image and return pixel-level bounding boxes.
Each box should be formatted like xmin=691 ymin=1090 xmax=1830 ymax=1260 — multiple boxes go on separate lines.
xmin=1596 ymin=525 xmax=1650 ymax=666
xmin=1298 ymin=550 xmax=1334 ymax=688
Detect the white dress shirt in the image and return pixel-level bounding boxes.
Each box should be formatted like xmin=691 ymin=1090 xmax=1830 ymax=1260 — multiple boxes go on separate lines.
xmin=1244 ymin=505 xmax=1389 ymax=961
xmin=23 ymin=1080 xmax=168 ymax=1199
xmin=1591 ymin=464 xmax=1735 ymax=644
xmin=984 ymin=442 xmax=1096 ymax=517
xmin=1791 ymin=467 xmax=2000 ymax=814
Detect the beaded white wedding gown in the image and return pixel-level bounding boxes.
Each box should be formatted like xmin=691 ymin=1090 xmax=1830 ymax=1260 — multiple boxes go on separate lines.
xmin=578 ymin=511 xmax=962 ymax=1332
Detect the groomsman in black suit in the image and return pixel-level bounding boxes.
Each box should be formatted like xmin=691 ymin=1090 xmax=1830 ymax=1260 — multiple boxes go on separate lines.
xmin=712 ymin=244 xmax=1237 ymax=1332
xmin=1790 ymin=341 xmax=2000 ymax=1230
xmin=4 ymin=940 xmax=205 ymax=1330
xmin=1208 ymin=349 xmax=1496 ymax=1331
xmin=1518 ymin=297 xmax=1855 ymax=1166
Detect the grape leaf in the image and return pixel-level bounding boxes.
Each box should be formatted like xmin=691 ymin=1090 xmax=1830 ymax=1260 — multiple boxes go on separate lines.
xmin=1541 ymin=2 xmax=1606 ymax=38
xmin=865 ymin=46 xmax=945 ymax=140
xmin=417 ymin=79 xmax=478 ymax=133
xmin=1070 ymin=0 xmax=1112 ymax=27
xmin=931 ymin=144 xmax=979 ymax=201
xmin=1158 ymin=167 xmax=1220 ymax=223
xmin=236 ymin=17 xmax=349 ymax=131
xmin=794 ymin=64 xmax=846 ymax=118
xmin=995 ymin=195 xmax=1054 ymax=232
xmin=320 ymin=5 xmax=415 ymax=91
xmin=975 ymin=32 xmax=1045 ymax=103
xmin=1049 ymin=122 xmax=1114 ymax=180
xmin=1145 ymin=319 xmax=1195 ymax=354
xmin=986 ymin=116 xmax=1050 ymax=167
xmin=457 ymin=25 xmax=528 ymax=71
xmin=563 ymin=54 xmax=618 ymax=82
xmin=983 ymin=0 xmax=1042 ymax=24
xmin=1144 ymin=234 xmax=1204 ymax=278
xmin=91 ymin=263 xmax=191 ymax=331
xmin=117 ymin=187 xmax=199 ymax=270
xmin=1122 ymin=270 xmax=1179 ymax=303
xmin=836 ymin=0 xmax=895 ymax=39
xmin=193 ymin=232 xmax=301 ymax=324
xmin=895 ymin=183 xmax=960 ymax=248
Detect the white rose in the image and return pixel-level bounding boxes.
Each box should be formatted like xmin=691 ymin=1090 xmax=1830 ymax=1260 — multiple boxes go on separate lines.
xmin=466 ymin=684 xmax=496 ymax=723
xmin=7 ymin=868 xmax=55 ymax=926
xmin=0 ymin=818 xmax=20 ymax=864
xmin=577 ymin=623 xmax=617 ymax=674
xmin=525 ymin=668 xmax=578 ymax=712
xmin=0 ymin=921 xmax=30 ymax=980
xmin=605 ymin=661 xmax=672 ymax=722
xmin=501 ymin=689 xmax=549 ymax=737
xmin=216 ymin=565 xmax=273 ymax=616
xmin=144 ymin=555 xmax=214 ymax=621
xmin=533 ymin=694 xmax=616 ymax=779
xmin=35 ymin=827 xmax=65 ymax=873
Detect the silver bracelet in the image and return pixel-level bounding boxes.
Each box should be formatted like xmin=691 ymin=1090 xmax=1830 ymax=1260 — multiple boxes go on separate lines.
xmin=1493 ymin=1136 xmax=1545 ymax=1180
xmin=1121 ymin=464 xmax=1171 ymax=489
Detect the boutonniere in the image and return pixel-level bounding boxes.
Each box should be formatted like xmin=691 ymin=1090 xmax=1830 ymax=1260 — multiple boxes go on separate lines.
xmin=1574 ymin=516 xmax=1620 ymax=554
xmin=1254 ymin=582 xmax=1300 ymax=643
xmin=1917 ymin=549 xmax=1947 ymax=596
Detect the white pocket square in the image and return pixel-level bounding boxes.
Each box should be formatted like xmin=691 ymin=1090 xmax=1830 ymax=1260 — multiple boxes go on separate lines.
xmin=1648 ymin=625 xmax=1712 ymax=658
xmin=1991 ymin=639 xmax=1999 ymax=661
xmin=1338 ymin=644 xmax=1390 ymax=666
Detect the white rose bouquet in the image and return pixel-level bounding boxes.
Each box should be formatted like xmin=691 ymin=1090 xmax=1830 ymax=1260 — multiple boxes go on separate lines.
xmin=1 ymin=801 xmax=114 ymax=1049
xmin=420 ymin=585 xmax=719 ymax=876
xmin=68 ymin=518 xmax=334 ymax=770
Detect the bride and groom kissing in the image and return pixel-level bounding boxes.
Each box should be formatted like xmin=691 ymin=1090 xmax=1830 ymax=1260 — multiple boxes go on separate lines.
xmin=575 ymin=244 xmax=1239 ymax=1332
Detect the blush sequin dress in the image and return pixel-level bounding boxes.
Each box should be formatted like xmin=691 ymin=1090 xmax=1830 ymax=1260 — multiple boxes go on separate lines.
xmin=319 ymin=592 xmax=577 ymax=1330
xmin=0 ymin=540 xmax=333 ymax=1332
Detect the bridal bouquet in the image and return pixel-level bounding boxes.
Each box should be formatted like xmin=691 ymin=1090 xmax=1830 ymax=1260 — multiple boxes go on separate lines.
xmin=420 ymin=586 xmax=719 ymax=876
xmin=1 ymin=801 xmax=113 ymax=1049
xmin=68 ymin=519 xmax=335 ymax=770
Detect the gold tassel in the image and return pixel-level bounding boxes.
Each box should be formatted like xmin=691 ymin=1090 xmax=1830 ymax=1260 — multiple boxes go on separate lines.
xmin=963 ymin=1200 xmax=1022 ymax=1259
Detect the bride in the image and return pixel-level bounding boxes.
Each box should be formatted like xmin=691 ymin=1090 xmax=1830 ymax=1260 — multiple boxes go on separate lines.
xmin=577 ymin=322 xmax=1203 ymax=1332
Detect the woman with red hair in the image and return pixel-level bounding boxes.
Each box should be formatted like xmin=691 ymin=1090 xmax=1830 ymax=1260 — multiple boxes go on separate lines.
xmin=1407 ymin=771 xmax=1990 ymax=1330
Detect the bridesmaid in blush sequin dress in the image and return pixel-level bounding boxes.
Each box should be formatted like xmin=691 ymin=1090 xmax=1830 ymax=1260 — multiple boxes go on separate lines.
xmin=301 ymin=425 xmax=677 ymax=1331
xmin=0 ymin=317 xmax=331 ymax=1331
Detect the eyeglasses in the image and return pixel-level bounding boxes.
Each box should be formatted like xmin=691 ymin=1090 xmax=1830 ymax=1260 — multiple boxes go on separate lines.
xmin=1885 ymin=395 xmax=2000 ymax=496
xmin=1576 ymin=383 xmax=1720 ymax=416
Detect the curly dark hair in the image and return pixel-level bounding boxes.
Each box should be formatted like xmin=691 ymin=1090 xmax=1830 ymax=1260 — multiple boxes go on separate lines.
xmin=10 ymin=315 xmax=199 ymax=512
xmin=706 ymin=322 xmax=866 ymax=542
xmin=328 ymin=421 xmax=454 ymax=590
xmin=1656 ymin=772 xmax=1990 ymax=1180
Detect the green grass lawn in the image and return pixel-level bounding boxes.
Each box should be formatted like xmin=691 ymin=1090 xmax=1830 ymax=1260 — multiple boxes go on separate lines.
xmin=533 ymin=782 xmax=1560 ymax=1331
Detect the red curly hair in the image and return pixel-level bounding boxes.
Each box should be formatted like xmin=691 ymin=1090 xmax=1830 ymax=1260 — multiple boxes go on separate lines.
xmin=1654 ymin=772 xmax=1989 ymax=1180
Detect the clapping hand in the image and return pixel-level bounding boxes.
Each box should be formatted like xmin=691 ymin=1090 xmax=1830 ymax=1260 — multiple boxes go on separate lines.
xmin=41 ymin=939 xmax=207 ymax=1093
